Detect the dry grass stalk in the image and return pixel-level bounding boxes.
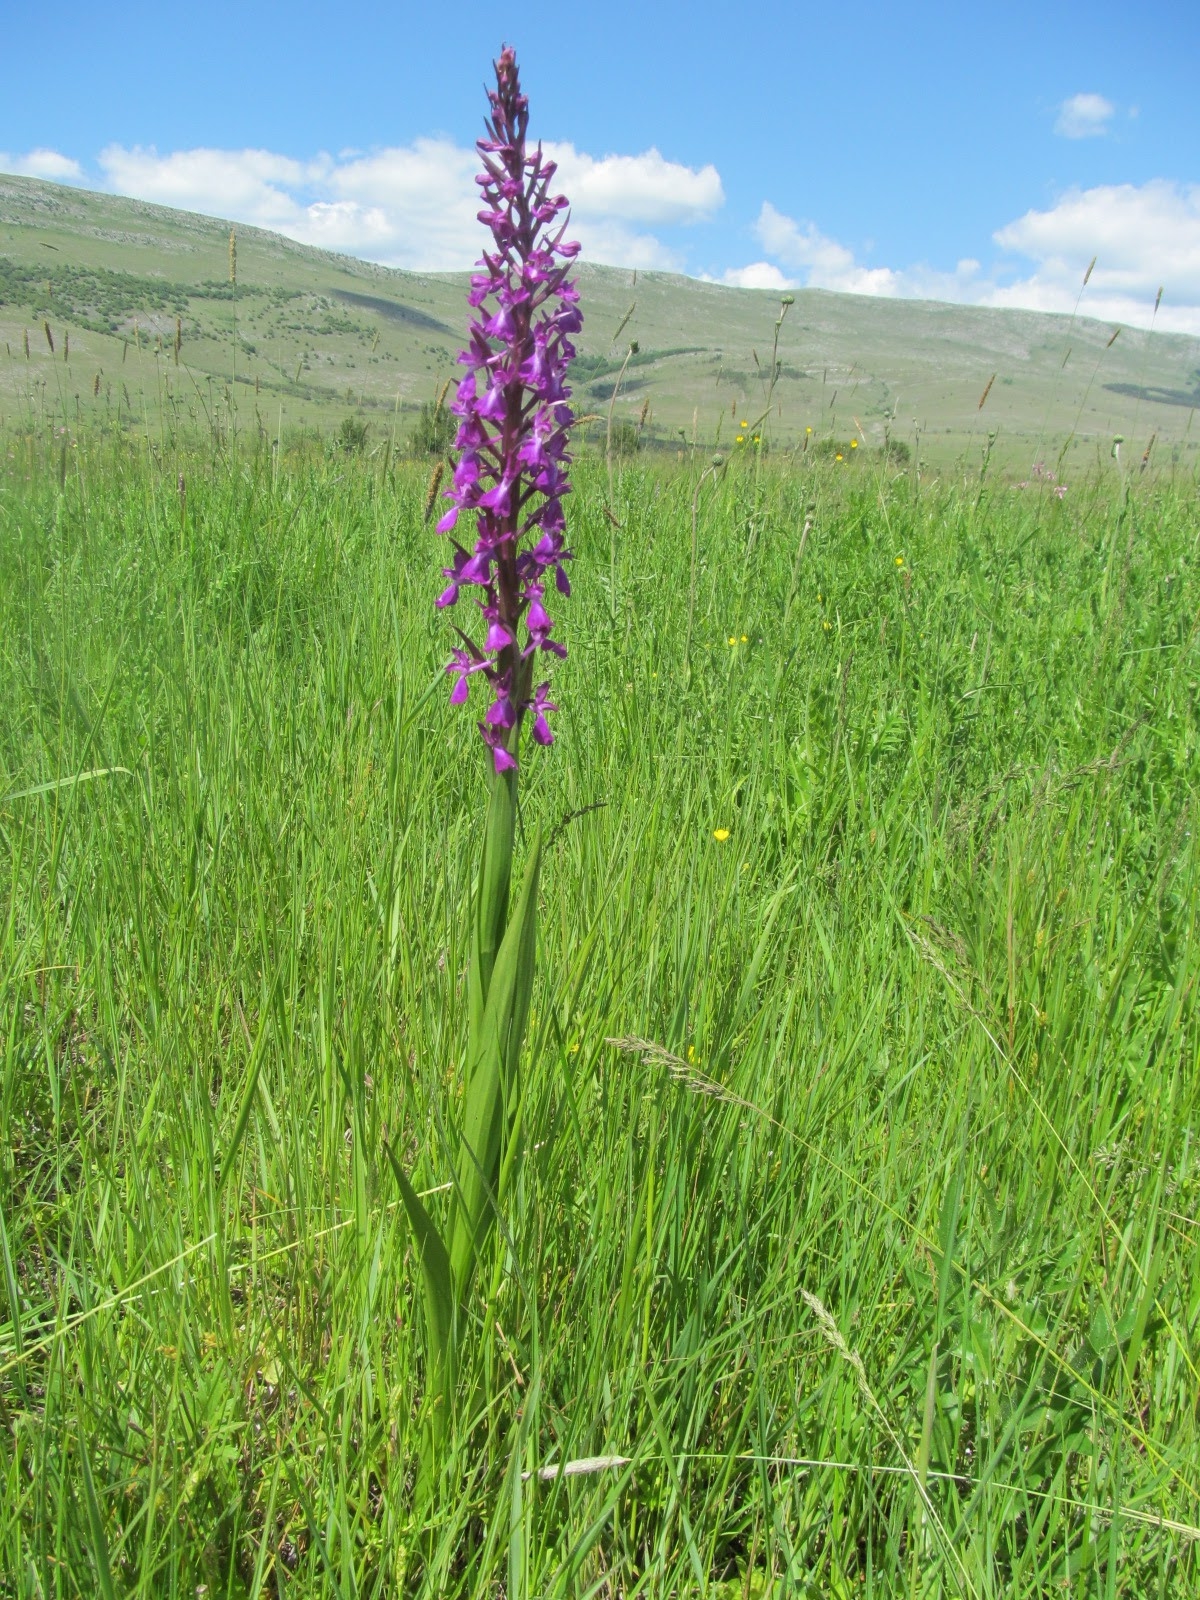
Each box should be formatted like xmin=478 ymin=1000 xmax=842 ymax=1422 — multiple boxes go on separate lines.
xmin=228 ymin=229 xmax=237 ymax=286
xmin=523 ymin=1455 xmax=631 ymax=1483
xmin=175 ymin=316 xmax=182 ymax=365
xmin=977 ymin=373 xmax=996 ymax=411
xmin=609 ymin=301 xmax=635 ymax=348
xmin=423 ymin=462 xmax=445 ymax=523
xmin=43 ymin=321 xmax=54 ymax=354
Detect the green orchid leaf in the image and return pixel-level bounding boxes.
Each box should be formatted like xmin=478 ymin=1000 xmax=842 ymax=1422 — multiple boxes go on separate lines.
xmin=451 ymin=826 xmax=541 ymax=1302
xmin=469 ymin=766 xmax=517 ymax=1039
xmin=384 ymin=1141 xmax=455 ymax=1416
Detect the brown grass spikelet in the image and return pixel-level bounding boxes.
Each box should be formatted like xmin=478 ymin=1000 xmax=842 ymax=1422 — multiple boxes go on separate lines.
xmin=637 ymin=397 xmax=650 ymax=432
xmin=93 ymin=372 xmax=101 ymax=397
xmin=1106 ymin=327 xmax=1121 ymax=349
xmin=23 ymin=329 xmax=29 ymax=359
xmin=64 ymin=332 xmax=69 ymax=362
xmin=228 ymin=229 xmax=237 ymax=286
xmin=1083 ymin=255 xmax=1097 ymax=287
xmin=423 ymin=461 xmax=445 ymax=524
xmin=977 ymin=373 xmax=996 ymax=411
xmin=43 ymin=321 xmax=54 ymax=354
xmin=1141 ymin=434 xmax=1156 ymax=472
xmin=434 ymin=379 xmax=450 ymax=417
xmin=175 ymin=316 xmax=182 ymax=364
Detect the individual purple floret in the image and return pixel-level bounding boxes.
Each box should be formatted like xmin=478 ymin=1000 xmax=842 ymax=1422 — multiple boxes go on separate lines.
xmin=436 ymin=44 xmax=581 ymax=772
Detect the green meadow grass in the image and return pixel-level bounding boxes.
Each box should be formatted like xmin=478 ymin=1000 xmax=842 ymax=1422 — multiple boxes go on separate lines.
xmin=1 ymin=432 xmax=1198 ymax=1596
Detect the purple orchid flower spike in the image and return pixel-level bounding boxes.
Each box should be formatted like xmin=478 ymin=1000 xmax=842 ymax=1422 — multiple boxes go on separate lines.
xmin=435 ymin=44 xmax=580 ymax=772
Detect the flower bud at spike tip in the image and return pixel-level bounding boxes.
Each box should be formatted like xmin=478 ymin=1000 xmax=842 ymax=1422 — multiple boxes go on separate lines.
xmin=435 ymin=45 xmax=580 ymax=773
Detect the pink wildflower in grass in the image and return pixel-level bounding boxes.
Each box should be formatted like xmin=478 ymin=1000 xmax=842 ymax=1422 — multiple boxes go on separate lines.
xmin=435 ymin=45 xmax=580 ymax=772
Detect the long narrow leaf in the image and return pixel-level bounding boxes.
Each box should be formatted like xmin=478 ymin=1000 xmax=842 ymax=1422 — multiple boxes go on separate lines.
xmin=1 ymin=766 xmax=134 ymax=805
xmin=383 ymin=1142 xmax=455 ymax=1389
xmin=469 ymin=766 xmax=517 ymax=1038
xmin=215 ymin=971 xmax=279 ymax=1196
xmin=78 ymin=1429 xmax=117 ymax=1600
xmin=450 ymin=828 xmax=542 ymax=1301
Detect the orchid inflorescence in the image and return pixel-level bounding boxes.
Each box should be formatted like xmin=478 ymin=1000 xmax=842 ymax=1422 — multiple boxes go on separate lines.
xmin=436 ymin=45 xmax=581 ymax=773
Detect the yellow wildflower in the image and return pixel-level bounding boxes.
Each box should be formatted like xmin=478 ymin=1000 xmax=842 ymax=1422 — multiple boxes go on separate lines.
xmin=728 ymin=635 xmax=737 ymax=646
xmin=736 ymin=435 xmax=745 ymax=443
xmin=835 ymin=453 xmax=843 ymax=462
xmin=850 ymin=439 xmax=858 ymax=449
xmin=740 ymin=634 xmax=748 ymax=642
xmin=822 ymin=620 xmax=832 ymax=631
xmin=895 ymin=555 xmax=905 ymax=567
xmin=713 ymin=828 xmax=731 ymax=842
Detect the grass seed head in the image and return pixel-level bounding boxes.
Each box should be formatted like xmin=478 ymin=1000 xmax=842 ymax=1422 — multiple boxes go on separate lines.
xmin=423 ymin=461 xmax=445 ymax=523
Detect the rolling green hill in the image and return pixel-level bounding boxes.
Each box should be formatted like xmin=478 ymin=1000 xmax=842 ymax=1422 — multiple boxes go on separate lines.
xmin=2 ymin=171 xmax=1198 ymax=469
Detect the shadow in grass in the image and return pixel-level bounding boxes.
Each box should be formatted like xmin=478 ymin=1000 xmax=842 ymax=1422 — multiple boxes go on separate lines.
xmin=1104 ymin=373 xmax=1200 ymax=409
xmin=332 ymin=287 xmax=450 ymax=333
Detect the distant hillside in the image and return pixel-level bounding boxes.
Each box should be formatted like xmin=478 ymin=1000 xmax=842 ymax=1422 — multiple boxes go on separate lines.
xmin=2 ymin=172 xmax=1198 ymax=468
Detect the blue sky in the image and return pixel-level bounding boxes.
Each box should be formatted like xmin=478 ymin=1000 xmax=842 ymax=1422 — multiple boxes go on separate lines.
xmin=3 ymin=0 xmax=1199 ymax=331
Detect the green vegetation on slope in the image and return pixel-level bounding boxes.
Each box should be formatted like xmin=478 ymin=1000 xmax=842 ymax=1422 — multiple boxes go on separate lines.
xmin=1 ymin=432 xmax=1198 ymax=1595
xmin=3 ymin=171 xmax=1200 ymax=470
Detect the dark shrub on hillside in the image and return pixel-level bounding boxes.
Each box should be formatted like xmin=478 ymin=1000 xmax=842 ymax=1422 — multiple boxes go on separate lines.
xmin=338 ymin=414 xmax=369 ymax=454
xmin=409 ymin=397 xmax=455 ymax=456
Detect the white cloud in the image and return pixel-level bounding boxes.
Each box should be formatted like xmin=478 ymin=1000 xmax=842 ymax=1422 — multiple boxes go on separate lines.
xmin=722 ymin=261 xmax=791 ymax=290
xmin=98 ymin=145 xmax=320 ymax=232
xmin=1055 ymin=93 xmax=1115 ymax=139
xmin=545 ymin=143 xmax=723 ymax=227
xmin=1 ymin=147 xmax=84 ymax=181
xmin=724 ymin=185 xmax=1200 ymax=335
xmin=753 ymin=201 xmax=901 ymax=295
xmin=989 ymin=181 xmax=1200 ymax=332
xmin=724 ymin=203 xmax=983 ymax=301
xmin=91 ymin=138 xmax=722 ymax=273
